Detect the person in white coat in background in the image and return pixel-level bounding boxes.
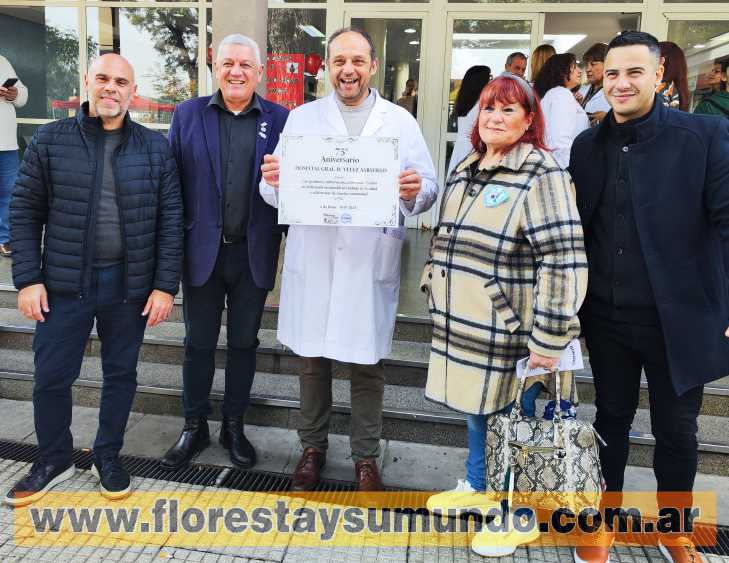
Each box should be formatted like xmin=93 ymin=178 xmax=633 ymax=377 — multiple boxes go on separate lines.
xmin=260 ymin=27 xmax=437 ymax=492
xmin=534 ymin=53 xmax=589 ymax=169
xmin=447 ymin=65 xmax=491 ymax=178
xmin=577 ymin=43 xmax=611 ymax=126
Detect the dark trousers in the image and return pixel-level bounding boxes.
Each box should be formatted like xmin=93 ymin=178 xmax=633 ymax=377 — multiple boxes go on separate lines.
xmin=298 ymin=357 xmax=386 ymax=462
xmin=32 ymin=264 xmax=147 ymax=466
xmin=182 ymin=240 xmax=267 ymax=418
xmin=582 ymin=313 xmax=703 ymax=497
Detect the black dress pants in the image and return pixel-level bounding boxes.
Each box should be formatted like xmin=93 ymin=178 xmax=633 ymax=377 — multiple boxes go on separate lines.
xmin=582 ymin=313 xmax=703 ymax=497
xmin=182 ymin=240 xmax=268 ymax=418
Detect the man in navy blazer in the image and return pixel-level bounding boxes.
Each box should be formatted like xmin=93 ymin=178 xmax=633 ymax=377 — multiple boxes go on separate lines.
xmin=570 ymin=31 xmax=729 ymax=563
xmin=161 ymin=34 xmax=288 ymax=470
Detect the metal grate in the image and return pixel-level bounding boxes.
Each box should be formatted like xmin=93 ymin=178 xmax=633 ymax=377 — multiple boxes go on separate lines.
xmin=0 ymin=439 xmax=727 ymax=555
xmin=0 ymin=439 xmax=358 ymax=493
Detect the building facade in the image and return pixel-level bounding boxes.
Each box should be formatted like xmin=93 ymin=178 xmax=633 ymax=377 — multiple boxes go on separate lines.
xmin=1 ymin=0 xmax=728 ymax=227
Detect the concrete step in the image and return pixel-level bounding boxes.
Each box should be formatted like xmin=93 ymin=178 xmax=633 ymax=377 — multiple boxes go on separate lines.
xmin=1 ymin=351 xmax=728 ymax=476
xmin=2 ymin=304 xmax=729 ymax=417
xmin=0 ymin=283 xmax=434 ymax=343
xmin=0 ymin=306 xmax=429 ymax=387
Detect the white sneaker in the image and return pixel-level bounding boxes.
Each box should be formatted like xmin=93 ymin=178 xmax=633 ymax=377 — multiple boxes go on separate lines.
xmin=426 ymin=479 xmax=501 ymax=517
xmin=471 ymin=511 xmax=541 ymax=557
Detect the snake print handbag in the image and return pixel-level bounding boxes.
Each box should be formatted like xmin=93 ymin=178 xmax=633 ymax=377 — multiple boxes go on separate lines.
xmin=486 ymin=370 xmax=606 ymax=513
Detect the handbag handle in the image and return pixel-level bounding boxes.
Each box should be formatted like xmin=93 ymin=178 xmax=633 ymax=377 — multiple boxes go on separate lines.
xmin=508 ymin=368 xmax=567 ymax=459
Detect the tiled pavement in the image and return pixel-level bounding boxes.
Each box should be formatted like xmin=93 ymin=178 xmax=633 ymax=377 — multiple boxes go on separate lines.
xmin=3 ymin=452 xmax=726 ymax=563
xmin=2 ymin=457 xmax=728 ymax=563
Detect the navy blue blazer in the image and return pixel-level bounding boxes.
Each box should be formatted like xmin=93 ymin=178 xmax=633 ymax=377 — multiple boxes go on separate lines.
xmin=169 ymin=93 xmax=288 ymax=289
xmin=570 ymin=98 xmax=729 ymax=395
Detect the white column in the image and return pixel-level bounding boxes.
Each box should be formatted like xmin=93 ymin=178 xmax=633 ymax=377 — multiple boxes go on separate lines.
xmin=213 ymin=0 xmax=268 ymax=93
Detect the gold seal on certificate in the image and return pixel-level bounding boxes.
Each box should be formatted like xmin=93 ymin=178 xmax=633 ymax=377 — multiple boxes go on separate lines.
xmin=278 ymin=135 xmax=400 ymax=227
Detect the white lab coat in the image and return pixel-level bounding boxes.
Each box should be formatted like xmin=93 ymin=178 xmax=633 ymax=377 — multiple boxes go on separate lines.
xmin=260 ymin=91 xmax=438 ymax=364
xmin=541 ymin=86 xmax=589 ymax=169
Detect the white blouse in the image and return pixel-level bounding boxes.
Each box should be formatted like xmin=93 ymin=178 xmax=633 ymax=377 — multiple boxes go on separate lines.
xmin=447 ymin=102 xmax=479 ymax=178
xmin=541 ymin=86 xmax=589 ymax=169
xmin=578 ymin=83 xmax=611 ymax=115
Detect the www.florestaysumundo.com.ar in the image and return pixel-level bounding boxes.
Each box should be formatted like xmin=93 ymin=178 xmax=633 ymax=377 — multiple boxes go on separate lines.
xmin=10 ymin=491 xmax=717 ymax=549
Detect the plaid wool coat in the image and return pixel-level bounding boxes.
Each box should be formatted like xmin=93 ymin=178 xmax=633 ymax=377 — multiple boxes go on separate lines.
xmin=421 ymin=143 xmax=588 ymax=415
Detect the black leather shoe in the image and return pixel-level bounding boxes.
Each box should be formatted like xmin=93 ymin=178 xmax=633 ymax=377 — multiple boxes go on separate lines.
xmin=160 ymin=417 xmax=210 ymax=470
xmin=219 ymin=416 xmax=256 ymax=469
xmin=4 ymin=461 xmax=75 ymax=506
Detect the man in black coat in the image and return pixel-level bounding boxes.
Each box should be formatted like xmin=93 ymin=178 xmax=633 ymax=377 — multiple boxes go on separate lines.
xmin=4 ymin=54 xmax=183 ymax=506
xmin=570 ymin=31 xmax=729 ymax=563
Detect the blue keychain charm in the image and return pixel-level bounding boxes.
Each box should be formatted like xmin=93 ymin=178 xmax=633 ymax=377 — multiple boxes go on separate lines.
xmin=484 ymin=185 xmax=509 ymax=207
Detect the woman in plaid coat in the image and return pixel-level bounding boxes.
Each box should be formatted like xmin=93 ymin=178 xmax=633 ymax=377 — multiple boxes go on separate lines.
xmin=423 ymin=74 xmax=588 ymax=556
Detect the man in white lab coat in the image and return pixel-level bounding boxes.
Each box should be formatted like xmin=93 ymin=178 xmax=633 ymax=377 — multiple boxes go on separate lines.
xmin=260 ymin=27 xmax=437 ymax=491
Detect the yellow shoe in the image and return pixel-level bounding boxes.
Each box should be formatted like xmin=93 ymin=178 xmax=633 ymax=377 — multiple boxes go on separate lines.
xmin=471 ymin=511 xmax=541 ymax=557
xmin=426 ymin=479 xmax=501 ymax=517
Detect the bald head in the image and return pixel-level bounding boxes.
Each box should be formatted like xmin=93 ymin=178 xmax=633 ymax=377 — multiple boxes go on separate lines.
xmin=88 ymin=53 xmax=135 ymax=83
xmin=85 ymin=53 xmax=137 ymax=128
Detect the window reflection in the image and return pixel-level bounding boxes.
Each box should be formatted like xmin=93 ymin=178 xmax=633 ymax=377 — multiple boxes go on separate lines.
xmin=267 ymin=8 xmax=327 ymax=108
xmin=0 ymin=7 xmax=80 ymax=120
xmin=668 ymin=21 xmax=729 ymax=110
xmin=16 ymin=123 xmax=38 ymax=160
xmin=87 ymin=7 xmax=200 ymax=124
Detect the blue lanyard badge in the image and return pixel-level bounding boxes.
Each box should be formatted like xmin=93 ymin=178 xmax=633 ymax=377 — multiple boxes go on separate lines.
xmin=484 ymin=185 xmax=509 ymax=207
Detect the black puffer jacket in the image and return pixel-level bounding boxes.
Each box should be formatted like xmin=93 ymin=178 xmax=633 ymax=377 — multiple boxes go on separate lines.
xmin=10 ymin=103 xmax=183 ymax=301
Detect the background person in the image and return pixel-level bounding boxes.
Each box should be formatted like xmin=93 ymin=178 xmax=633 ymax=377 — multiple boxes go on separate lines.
xmin=656 ymin=41 xmax=689 ymax=111
xmin=578 ymin=43 xmax=611 ymax=126
xmin=529 ymin=44 xmax=556 ymax=85
xmin=446 ymin=65 xmax=491 ymax=177
xmin=0 ymin=54 xmax=28 ymax=258
xmin=396 ymin=78 xmax=418 ymax=117
xmin=422 ymin=73 xmax=586 ymax=558
xmin=706 ymin=60 xmax=725 ymax=96
xmin=534 ymin=53 xmax=589 ymax=168
xmin=694 ymin=59 xmax=729 ymax=117
xmin=504 ymin=52 xmax=528 ymax=78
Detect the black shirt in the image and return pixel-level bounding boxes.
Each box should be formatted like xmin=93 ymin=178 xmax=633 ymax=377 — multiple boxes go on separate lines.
xmin=208 ymin=90 xmax=261 ymax=240
xmin=93 ymin=128 xmax=124 ymax=267
xmin=585 ymin=112 xmax=660 ymax=325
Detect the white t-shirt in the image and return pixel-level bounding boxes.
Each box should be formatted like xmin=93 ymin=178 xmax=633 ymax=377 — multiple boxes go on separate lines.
xmin=541 ymin=86 xmax=589 ymax=169
xmin=447 ymin=102 xmax=479 ymax=178
xmin=578 ymin=83 xmax=611 ymax=115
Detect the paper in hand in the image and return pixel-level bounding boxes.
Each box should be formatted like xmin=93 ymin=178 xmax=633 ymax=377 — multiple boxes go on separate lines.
xmin=515 ymin=338 xmax=584 ymax=380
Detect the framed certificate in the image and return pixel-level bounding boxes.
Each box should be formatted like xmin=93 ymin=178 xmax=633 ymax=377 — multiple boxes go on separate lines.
xmin=278 ymin=135 xmax=400 ymax=227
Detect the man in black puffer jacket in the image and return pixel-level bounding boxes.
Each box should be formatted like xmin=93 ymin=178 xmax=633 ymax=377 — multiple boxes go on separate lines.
xmin=4 ymin=54 xmax=182 ymax=506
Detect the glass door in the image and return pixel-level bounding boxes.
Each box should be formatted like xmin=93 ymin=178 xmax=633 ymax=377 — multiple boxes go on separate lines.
xmin=441 ymin=14 xmax=539 ymax=185
xmin=344 ymin=10 xmax=429 ymax=228
xmin=343 ymin=13 xmax=427 ymax=124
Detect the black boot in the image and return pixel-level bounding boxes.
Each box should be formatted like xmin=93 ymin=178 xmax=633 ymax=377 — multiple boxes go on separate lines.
xmin=219 ymin=416 xmax=256 ymax=469
xmin=160 ymin=417 xmax=210 ymax=470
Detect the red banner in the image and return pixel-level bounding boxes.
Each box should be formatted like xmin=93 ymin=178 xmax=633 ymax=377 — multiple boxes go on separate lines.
xmin=266 ymin=52 xmax=305 ymax=110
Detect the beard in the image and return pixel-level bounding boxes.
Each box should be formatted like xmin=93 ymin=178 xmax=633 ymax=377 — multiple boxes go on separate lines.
xmin=92 ymin=96 xmax=126 ymax=118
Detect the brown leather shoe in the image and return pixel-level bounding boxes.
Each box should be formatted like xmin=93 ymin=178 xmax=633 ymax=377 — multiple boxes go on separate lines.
xmin=291 ymin=447 xmax=325 ymax=491
xmin=355 ymin=458 xmax=384 ymax=491
xmin=574 ymin=529 xmax=614 ymax=563
xmin=659 ymin=537 xmax=704 ymax=563
xmin=0 ymin=243 xmax=10 ymax=258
